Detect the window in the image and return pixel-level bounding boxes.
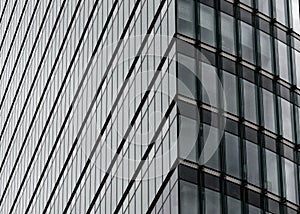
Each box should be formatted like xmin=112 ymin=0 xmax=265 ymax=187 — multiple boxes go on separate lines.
xmin=177 ymin=0 xmax=195 ymax=38
xmin=205 ymin=188 xmax=221 ymax=214
xmin=275 ymin=0 xmax=288 ymax=25
xmin=180 ymin=180 xmax=199 ymax=213
xmin=258 ymin=0 xmax=270 ymax=16
xmin=198 ymin=3 xmax=216 ymax=46
xmin=221 ymin=12 xmax=236 ymax=55
xmin=265 ymin=149 xmax=279 ymax=194
xmin=262 ymin=89 xmax=276 ymax=132
xmin=280 ymin=98 xmax=294 ymax=141
xmin=243 ymin=80 xmax=258 ymax=124
xmin=201 ymin=62 xmax=218 ymax=107
xmin=179 ymin=116 xmax=198 ymax=162
xmin=294 ymin=49 xmax=300 ymax=88
xmin=227 ymin=196 xmax=242 ymax=214
xmin=283 ymin=158 xmax=298 ymax=204
xmin=178 ymin=53 xmax=197 ymax=99
xmin=259 ymin=31 xmax=273 ymax=72
xmin=291 ymin=0 xmax=300 ymax=34
xmin=246 ymin=141 xmax=261 ymax=187
xmin=203 ymin=124 xmax=220 ymax=170
xmin=277 ymin=40 xmax=290 ymax=83
xmin=223 ymin=70 xmax=238 ymax=115
xmin=225 ymin=132 xmax=241 ymax=178
xmin=240 ymin=21 xmax=255 ymax=64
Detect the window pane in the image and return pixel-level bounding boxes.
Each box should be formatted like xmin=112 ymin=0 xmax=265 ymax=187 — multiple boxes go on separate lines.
xmin=259 ymin=31 xmax=273 ymax=72
xmin=225 ymin=132 xmax=241 ymax=178
xmin=221 ymin=12 xmax=236 ymax=55
xmin=201 ymin=63 xmax=217 ymax=107
xmin=281 ymin=98 xmax=294 ymax=141
xmin=291 ymin=0 xmax=300 ymax=34
xmin=203 ymin=124 xmax=220 ymax=170
xmin=258 ymin=0 xmax=270 ymax=16
xmin=205 ymin=188 xmax=220 ymax=214
xmin=240 ymin=21 xmax=255 ymax=63
xmin=265 ymin=150 xmax=279 ymax=194
xmin=223 ymin=71 xmax=238 ymax=115
xmin=199 ymin=4 xmax=216 ymax=46
xmin=240 ymin=0 xmax=252 ymax=7
xmin=179 ymin=116 xmax=198 ymax=162
xmin=180 ymin=180 xmax=199 ymax=213
xmin=277 ymin=40 xmax=290 ymax=82
xmin=246 ymin=141 xmax=261 ymax=186
xmin=294 ymin=50 xmax=300 ymax=88
xmin=243 ymin=80 xmax=258 ymax=124
xmin=283 ymin=158 xmax=298 ymax=204
xmin=248 ymin=204 xmax=262 ymax=214
xmin=262 ymin=89 xmax=276 ymax=132
xmin=178 ymin=53 xmax=196 ymax=98
xmin=177 ymin=0 xmax=195 ymax=38
xmin=275 ymin=0 xmax=288 ymax=25
xmin=227 ymin=196 xmax=242 ymax=214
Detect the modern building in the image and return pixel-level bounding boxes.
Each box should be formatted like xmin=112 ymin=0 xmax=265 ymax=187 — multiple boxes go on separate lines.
xmin=0 ymin=0 xmax=300 ymax=213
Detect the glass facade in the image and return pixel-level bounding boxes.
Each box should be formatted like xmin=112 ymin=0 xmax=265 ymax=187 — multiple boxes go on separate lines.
xmin=0 ymin=0 xmax=300 ymax=213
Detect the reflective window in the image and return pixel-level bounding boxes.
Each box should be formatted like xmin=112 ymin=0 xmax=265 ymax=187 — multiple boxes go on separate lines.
xmin=225 ymin=132 xmax=241 ymax=178
xmin=259 ymin=31 xmax=273 ymax=72
xmin=205 ymin=188 xmax=221 ymax=214
xmin=262 ymin=89 xmax=276 ymax=132
xmin=291 ymin=0 xmax=300 ymax=34
xmin=246 ymin=141 xmax=261 ymax=187
xmin=179 ymin=116 xmax=198 ymax=162
xmin=258 ymin=0 xmax=270 ymax=16
xmin=223 ymin=70 xmax=238 ymax=115
xmin=203 ymin=124 xmax=220 ymax=170
xmin=265 ymin=149 xmax=279 ymax=194
xmin=277 ymin=40 xmax=290 ymax=82
xmin=248 ymin=204 xmax=262 ymax=214
xmin=178 ymin=53 xmax=196 ymax=98
xmin=240 ymin=0 xmax=252 ymax=7
xmin=227 ymin=196 xmax=242 ymax=214
xmin=294 ymin=49 xmax=300 ymax=88
xmin=221 ymin=12 xmax=236 ymax=55
xmin=281 ymin=98 xmax=294 ymax=141
xmin=275 ymin=0 xmax=288 ymax=25
xmin=243 ymin=80 xmax=258 ymax=124
xmin=201 ymin=62 xmax=218 ymax=107
xmin=283 ymin=158 xmax=298 ymax=204
xmin=240 ymin=21 xmax=255 ymax=64
xmin=198 ymin=3 xmax=216 ymax=46
xmin=177 ymin=0 xmax=195 ymax=38
xmin=180 ymin=180 xmax=199 ymax=213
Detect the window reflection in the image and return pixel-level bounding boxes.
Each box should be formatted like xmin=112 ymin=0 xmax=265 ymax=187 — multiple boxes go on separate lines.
xmin=283 ymin=158 xmax=298 ymax=204
xmin=281 ymin=98 xmax=294 ymax=141
xmin=277 ymin=40 xmax=290 ymax=82
xmin=177 ymin=0 xmax=195 ymax=38
xmin=240 ymin=21 xmax=255 ymax=64
xmin=221 ymin=12 xmax=236 ymax=55
xmin=180 ymin=180 xmax=199 ymax=213
xmin=294 ymin=50 xmax=300 ymax=88
xmin=262 ymin=89 xmax=276 ymax=132
xmin=227 ymin=196 xmax=242 ymax=214
xmin=178 ymin=53 xmax=196 ymax=99
xmin=201 ymin=62 xmax=217 ymax=107
xmin=258 ymin=0 xmax=270 ymax=16
xmin=265 ymin=149 xmax=279 ymax=194
xmin=243 ymin=80 xmax=258 ymax=124
xmin=246 ymin=141 xmax=261 ymax=187
xmin=259 ymin=31 xmax=273 ymax=72
xmin=205 ymin=188 xmax=220 ymax=214
xmin=223 ymin=71 xmax=238 ymax=115
xmin=275 ymin=0 xmax=288 ymax=25
xmin=199 ymin=3 xmax=216 ymax=46
xmin=225 ymin=132 xmax=241 ymax=178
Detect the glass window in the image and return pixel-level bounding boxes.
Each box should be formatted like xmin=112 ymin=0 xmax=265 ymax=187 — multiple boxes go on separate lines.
xmin=180 ymin=180 xmax=199 ymax=213
xmin=277 ymin=40 xmax=290 ymax=82
xmin=275 ymin=0 xmax=288 ymax=25
xmin=225 ymin=132 xmax=241 ymax=178
xmin=294 ymin=49 xmax=300 ymax=88
xmin=205 ymin=188 xmax=220 ymax=214
xmin=281 ymin=98 xmax=294 ymax=141
xmin=240 ymin=0 xmax=252 ymax=6
xmin=227 ymin=196 xmax=242 ymax=214
xmin=203 ymin=124 xmax=220 ymax=170
xmin=258 ymin=0 xmax=270 ymax=16
xmin=246 ymin=141 xmax=261 ymax=187
xmin=259 ymin=31 xmax=273 ymax=72
xmin=177 ymin=0 xmax=195 ymax=38
xmin=221 ymin=12 xmax=236 ymax=55
xmin=240 ymin=21 xmax=255 ymax=64
xmin=262 ymin=89 xmax=276 ymax=132
xmin=248 ymin=204 xmax=262 ymax=214
xmin=178 ymin=53 xmax=196 ymax=98
xmin=223 ymin=71 xmax=238 ymax=115
xmin=243 ymin=80 xmax=258 ymax=124
xmin=265 ymin=149 xmax=279 ymax=194
xmin=179 ymin=116 xmax=198 ymax=162
xmin=201 ymin=62 xmax=218 ymax=107
xmin=283 ymin=158 xmax=298 ymax=204
xmin=291 ymin=0 xmax=300 ymax=34
xmin=199 ymin=3 xmax=216 ymax=46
